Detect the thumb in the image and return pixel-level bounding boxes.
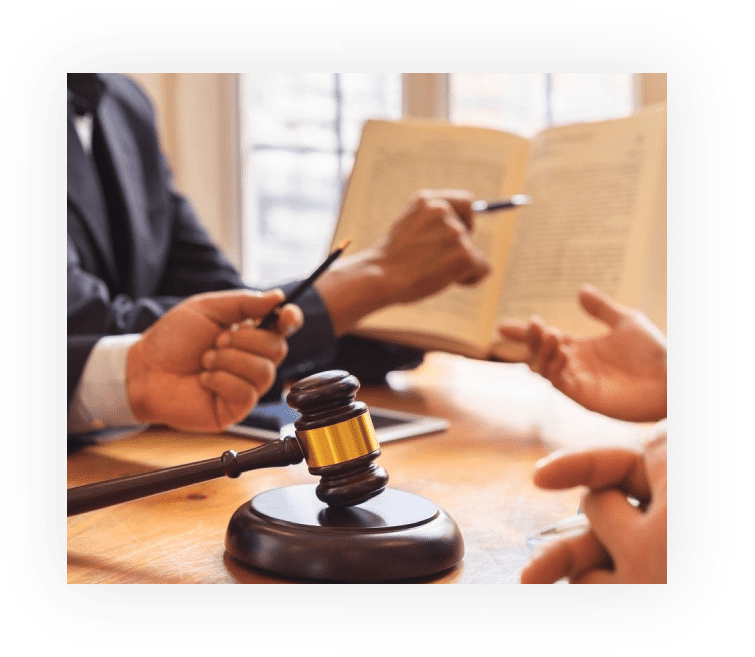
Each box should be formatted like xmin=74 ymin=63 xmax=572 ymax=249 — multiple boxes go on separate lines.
xmin=497 ymin=319 xmax=528 ymax=342
xmin=190 ymin=289 xmax=285 ymax=326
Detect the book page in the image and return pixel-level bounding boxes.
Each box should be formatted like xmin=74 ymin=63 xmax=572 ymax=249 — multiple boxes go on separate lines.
xmin=637 ymin=103 xmax=667 ymax=332
xmin=333 ymin=119 xmax=529 ymax=348
xmin=493 ymin=107 xmax=667 ymax=340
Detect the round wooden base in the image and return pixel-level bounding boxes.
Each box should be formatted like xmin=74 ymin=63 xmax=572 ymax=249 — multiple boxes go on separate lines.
xmin=225 ymin=484 xmax=464 ymax=582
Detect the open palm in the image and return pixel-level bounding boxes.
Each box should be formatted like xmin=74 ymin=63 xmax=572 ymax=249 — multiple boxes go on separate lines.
xmin=498 ymin=286 xmax=666 ymax=422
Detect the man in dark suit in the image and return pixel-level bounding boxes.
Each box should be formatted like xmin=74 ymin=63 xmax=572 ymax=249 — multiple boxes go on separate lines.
xmin=67 ymin=73 xmax=491 ymax=435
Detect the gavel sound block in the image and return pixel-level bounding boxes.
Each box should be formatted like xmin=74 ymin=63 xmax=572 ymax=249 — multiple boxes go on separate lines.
xmin=225 ymin=370 xmax=464 ymax=582
xmin=67 ymin=370 xmax=464 ymax=582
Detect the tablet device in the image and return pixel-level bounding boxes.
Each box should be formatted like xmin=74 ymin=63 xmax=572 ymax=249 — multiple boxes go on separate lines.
xmin=228 ymin=399 xmax=449 ymax=443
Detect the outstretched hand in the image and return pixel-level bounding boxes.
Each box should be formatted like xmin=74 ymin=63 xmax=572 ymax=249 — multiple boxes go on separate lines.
xmin=126 ymin=289 xmax=303 ymax=432
xmin=521 ymin=425 xmax=667 ymax=584
xmin=497 ymin=285 xmax=667 ymax=422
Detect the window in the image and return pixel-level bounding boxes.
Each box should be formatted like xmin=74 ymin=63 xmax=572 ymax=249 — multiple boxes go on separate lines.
xmin=239 ymin=73 xmax=636 ymax=286
xmin=450 ymin=73 xmax=636 ymax=136
xmin=240 ymin=74 xmax=401 ymax=286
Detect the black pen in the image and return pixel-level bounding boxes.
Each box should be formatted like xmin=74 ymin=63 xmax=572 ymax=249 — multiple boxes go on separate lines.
xmin=471 ymin=194 xmax=531 ymax=213
xmin=256 ymin=238 xmax=352 ymax=330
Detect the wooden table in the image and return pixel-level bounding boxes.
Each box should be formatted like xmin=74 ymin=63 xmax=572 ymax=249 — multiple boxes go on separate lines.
xmin=67 ymin=353 xmax=648 ymax=584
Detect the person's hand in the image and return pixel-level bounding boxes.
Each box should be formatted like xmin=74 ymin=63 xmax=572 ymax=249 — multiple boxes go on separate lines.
xmin=126 ymin=289 xmax=303 ymax=432
xmin=521 ymin=426 xmax=667 ymax=584
xmin=372 ymin=189 xmax=492 ymax=303
xmin=314 ymin=189 xmax=492 ymax=334
xmin=497 ymin=285 xmax=667 ymax=422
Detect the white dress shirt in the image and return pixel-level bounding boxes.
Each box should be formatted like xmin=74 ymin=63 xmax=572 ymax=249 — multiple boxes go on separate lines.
xmin=67 ymin=334 xmax=145 ymax=435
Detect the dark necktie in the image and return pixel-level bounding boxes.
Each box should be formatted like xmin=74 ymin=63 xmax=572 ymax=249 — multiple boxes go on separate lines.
xmin=68 ymin=74 xmax=131 ymax=290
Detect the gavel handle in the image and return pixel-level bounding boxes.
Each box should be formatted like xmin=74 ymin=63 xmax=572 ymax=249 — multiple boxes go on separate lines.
xmin=67 ymin=436 xmax=304 ymax=516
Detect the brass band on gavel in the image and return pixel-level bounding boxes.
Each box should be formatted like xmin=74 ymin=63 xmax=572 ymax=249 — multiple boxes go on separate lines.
xmin=295 ymin=411 xmax=380 ymax=468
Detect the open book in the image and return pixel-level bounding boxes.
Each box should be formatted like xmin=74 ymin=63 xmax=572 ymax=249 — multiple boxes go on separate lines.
xmin=331 ymin=104 xmax=667 ymax=360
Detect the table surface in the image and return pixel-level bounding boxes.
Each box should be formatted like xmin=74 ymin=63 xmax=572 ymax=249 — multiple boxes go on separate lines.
xmin=67 ymin=353 xmax=648 ymax=584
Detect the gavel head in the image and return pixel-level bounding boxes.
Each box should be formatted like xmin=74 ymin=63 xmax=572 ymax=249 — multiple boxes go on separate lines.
xmin=286 ymin=370 xmax=389 ymax=508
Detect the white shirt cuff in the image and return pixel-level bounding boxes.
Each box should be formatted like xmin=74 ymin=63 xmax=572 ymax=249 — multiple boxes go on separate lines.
xmin=68 ymin=334 xmax=145 ymax=435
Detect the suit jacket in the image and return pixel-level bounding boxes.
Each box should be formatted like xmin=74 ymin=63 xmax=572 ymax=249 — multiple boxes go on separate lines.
xmin=67 ymin=74 xmax=423 ymax=411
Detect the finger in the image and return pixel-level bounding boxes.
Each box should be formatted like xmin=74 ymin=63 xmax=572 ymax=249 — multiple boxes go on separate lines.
xmin=252 ymin=303 xmax=304 ymax=337
xmin=535 ymin=326 xmax=562 ymax=376
xmin=533 ymin=447 xmax=651 ymax=501
xmin=521 ymin=530 xmax=610 ymax=584
xmin=275 ymin=303 xmax=304 ymax=337
xmin=412 ymin=189 xmax=475 ymax=229
xmin=497 ymin=320 xmax=528 ymax=342
xmin=438 ymin=189 xmax=475 ymax=230
xmin=191 ymin=289 xmax=286 ymax=327
xmin=415 ymin=188 xmax=476 ymax=231
xmin=199 ymin=370 xmax=261 ymax=409
xmin=203 ymin=348 xmax=279 ymax=392
xmin=571 ymin=568 xmax=616 ymax=584
xmin=582 ymin=489 xmax=642 ymax=560
xmin=488 ymin=339 xmax=532 ymax=363
xmin=456 ymin=245 xmax=492 ymax=285
xmin=420 ymin=196 xmax=492 ymax=278
xmin=543 ymin=343 xmax=569 ymax=386
xmin=578 ymin=285 xmax=628 ymax=328
xmin=213 ymin=327 xmax=289 ymax=364
xmin=199 ymin=371 xmax=262 ymax=429
xmin=524 ymin=317 xmax=546 ymax=372
xmin=432 ymin=215 xmax=491 ymax=285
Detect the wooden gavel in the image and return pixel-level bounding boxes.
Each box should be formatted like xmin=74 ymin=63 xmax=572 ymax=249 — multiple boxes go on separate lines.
xmin=67 ymin=370 xmax=389 ymax=516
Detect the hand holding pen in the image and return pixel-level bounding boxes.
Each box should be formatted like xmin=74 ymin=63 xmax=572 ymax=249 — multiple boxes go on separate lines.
xmin=275 ymin=190 xmax=525 ymax=337
xmin=205 ymin=238 xmax=351 ymax=388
